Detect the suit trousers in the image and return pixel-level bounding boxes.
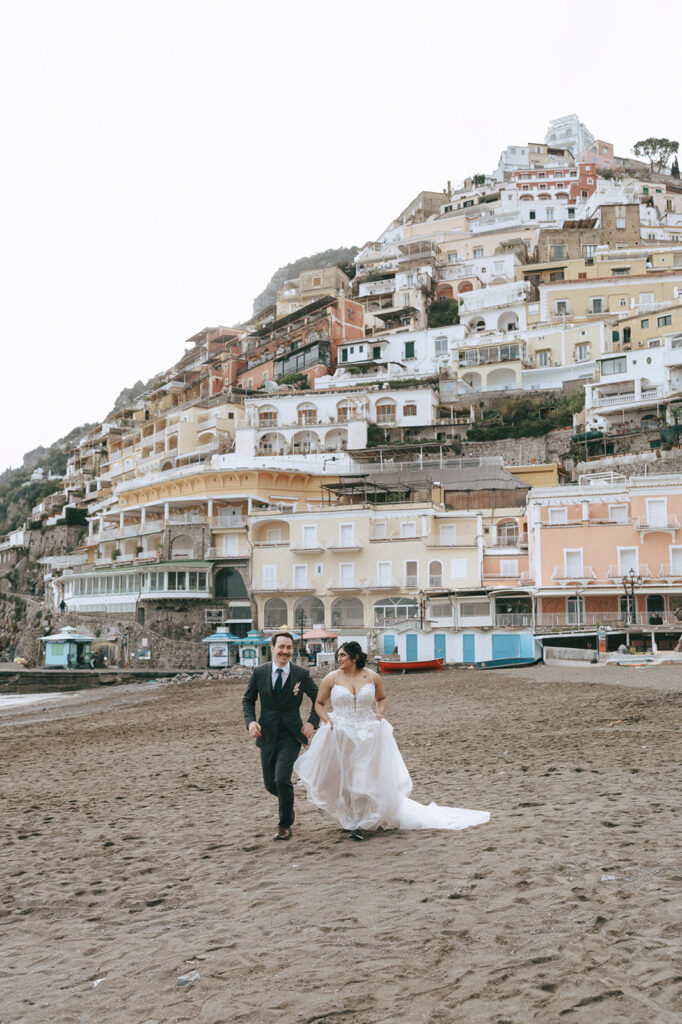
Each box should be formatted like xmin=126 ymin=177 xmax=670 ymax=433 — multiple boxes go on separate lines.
xmin=260 ymin=730 xmax=300 ymax=828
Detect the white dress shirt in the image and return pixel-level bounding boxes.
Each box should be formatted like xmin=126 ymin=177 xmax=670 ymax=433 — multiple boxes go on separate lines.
xmin=272 ymin=662 xmax=291 ymax=689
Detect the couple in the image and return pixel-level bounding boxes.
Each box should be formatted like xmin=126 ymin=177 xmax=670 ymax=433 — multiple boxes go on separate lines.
xmin=242 ymin=632 xmax=490 ymax=841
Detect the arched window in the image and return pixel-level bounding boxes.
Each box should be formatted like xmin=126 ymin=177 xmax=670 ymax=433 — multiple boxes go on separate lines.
xmin=373 ymin=596 xmax=418 ymax=626
xmin=297 ymin=403 xmax=317 ymax=425
xmin=264 ymin=597 xmax=288 ymax=629
xmin=331 ymin=596 xmax=364 ymax=628
xmin=294 ymin=596 xmax=325 ymax=630
xmin=497 ymin=519 xmax=519 ymax=546
xmin=428 ymin=560 xmax=443 ymax=587
xmin=376 ymin=401 xmax=396 ymax=425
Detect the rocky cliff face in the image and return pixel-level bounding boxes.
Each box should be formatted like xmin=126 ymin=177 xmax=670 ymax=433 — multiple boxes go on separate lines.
xmin=252 ymin=246 xmax=359 ymax=315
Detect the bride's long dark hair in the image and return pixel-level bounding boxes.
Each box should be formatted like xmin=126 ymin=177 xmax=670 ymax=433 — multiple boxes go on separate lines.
xmin=338 ymin=641 xmax=367 ymax=669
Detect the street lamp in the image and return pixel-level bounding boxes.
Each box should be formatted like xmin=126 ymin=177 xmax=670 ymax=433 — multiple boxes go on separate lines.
xmin=621 ymin=568 xmax=642 ymax=625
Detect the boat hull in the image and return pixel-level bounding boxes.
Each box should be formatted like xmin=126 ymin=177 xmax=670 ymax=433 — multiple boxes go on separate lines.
xmin=474 ymin=657 xmax=540 ymax=670
xmin=379 ymin=658 xmax=444 ymax=673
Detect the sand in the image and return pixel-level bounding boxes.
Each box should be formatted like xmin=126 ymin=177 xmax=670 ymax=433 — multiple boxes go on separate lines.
xmin=1 ymin=665 xmax=680 ymax=1024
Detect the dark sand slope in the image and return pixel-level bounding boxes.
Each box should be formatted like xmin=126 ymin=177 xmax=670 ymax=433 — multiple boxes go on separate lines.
xmin=1 ymin=667 xmax=680 ymax=1023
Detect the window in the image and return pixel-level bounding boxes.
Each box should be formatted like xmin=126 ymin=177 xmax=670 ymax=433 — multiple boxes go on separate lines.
xmin=497 ymin=520 xmax=519 ymax=545
xmin=434 ymin=336 xmax=448 ymax=356
xmin=459 ymin=601 xmax=490 ymax=619
xmin=616 ymin=217 xmax=626 ymax=229
xmin=401 ymin=521 xmax=417 ymax=538
xmin=473 ymin=247 xmax=484 ymax=259
xmin=552 ymin=245 xmax=565 ymax=260
xmin=601 ymin=357 xmax=627 ymax=375
xmin=312 ymin=276 xmax=321 ymax=286
xmin=587 ymin=177 xmax=594 ymax=184
xmin=618 ymin=548 xmax=638 ymax=575
xmin=405 ymin=561 xmax=418 ymax=587
xmin=402 ymin=294 xmax=411 ymax=307
xmin=373 ymin=521 xmax=386 ymax=539
xmin=609 ymin=505 xmax=628 ymax=524
xmin=564 ymin=550 xmax=584 ymax=577
xmin=646 ymin=498 xmax=667 ymax=527
xmin=554 ymin=300 xmax=570 ymax=316
xmin=576 ymin=343 xmax=591 ymax=361
xmin=372 ymin=346 xmax=381 ymax=359
xmin=338 ymin=563 xmax=354 ymax=587
xmin=549 ymin=507 xmax=568 ymax=525
xmin=550 ymin=270 xmax=564 ymax=281
xmin=584 ymin=244 xmax=596 ymax=258
xmin=567 ymin=208 xmax=575 ymax=219
xmin=428 ymin=561 xmax=443 ymax=587
xmin=403 ymin=403 xmax=417 ymax=416
xmin=448 ymin=251 xmax=458 ymax=263
xmin=450 ymin=558 xmax=467 ymax=578
xmin=671 ymin=547 xmax=682 ymax=574
xmin=641 ymin=319 xmax=649 ymax=328
xmin=376 ymin=561 xmax=392 ymax=585
xmin=537 ymin=350 xmax=551 ymax=368
xmin=266 ymin=528 xmax=281 ymax=544
xmin=440 ymin=524 xmax=456 ymax=545
xmin=404 ymin=341 xmax=415 ymax=359
xmin=590 ymin=298 xmax=604 ymax=314
xmin=529 ymin=210 xmax=536 ymax=220
xmin=658 ymin=315 xmax=672 ymax=327
xmin=339 ymin=523 xmax=355 ymax=547
xmin=611 ymin=267 xmax=630 ymax=276
xmin=263 ymin=566 xmax=277 ymax=588
xmin=341 ymin=349 xmax=348 ymax=362
xmin=293 ymin=565 xmax=308 ymax=588
xmin=302 ymin=525 xmax=318 ymax=548
xmin=500 ymin=559 xmax=518 ymax=576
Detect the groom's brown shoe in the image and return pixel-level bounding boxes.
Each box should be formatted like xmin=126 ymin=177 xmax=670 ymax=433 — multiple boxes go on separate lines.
xmin=274 ymin=826 xmax=292 ymax=841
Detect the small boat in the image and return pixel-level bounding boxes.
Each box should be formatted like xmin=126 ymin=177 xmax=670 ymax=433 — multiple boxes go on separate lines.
xmin=379 ymin=657 xmax=444 ymax=674
xmin=473 ymin=656 xmax=540 ymax=670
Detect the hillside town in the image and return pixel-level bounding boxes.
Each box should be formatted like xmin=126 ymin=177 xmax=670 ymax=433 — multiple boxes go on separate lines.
xmin=3 ymin=113 xmax=682 ymax=668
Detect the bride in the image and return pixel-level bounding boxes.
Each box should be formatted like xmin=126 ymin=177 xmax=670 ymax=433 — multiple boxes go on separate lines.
xmin=294 ymin=641 xmax=490 ymax=841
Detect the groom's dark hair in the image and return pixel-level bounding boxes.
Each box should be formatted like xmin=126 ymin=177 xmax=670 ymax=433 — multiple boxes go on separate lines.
xmin=271 ymin=631 xmax=294 ymax=646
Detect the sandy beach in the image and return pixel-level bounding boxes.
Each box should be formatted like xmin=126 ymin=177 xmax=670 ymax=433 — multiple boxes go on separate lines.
xmin=1 ymin=664 xmax=680 ymax=1024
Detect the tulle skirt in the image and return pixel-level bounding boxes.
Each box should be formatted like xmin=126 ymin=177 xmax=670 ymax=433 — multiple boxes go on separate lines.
xmin=294 ymin=717 xmax=490 ymax=832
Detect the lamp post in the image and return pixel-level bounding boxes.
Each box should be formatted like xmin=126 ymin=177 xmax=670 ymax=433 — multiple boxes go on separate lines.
xmin=621 ymin=568 xmax=642 ymax=626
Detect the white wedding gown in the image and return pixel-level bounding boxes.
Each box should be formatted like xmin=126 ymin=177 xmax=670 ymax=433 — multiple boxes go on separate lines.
xmin=294 ymin=681 xmax=490 ymax=832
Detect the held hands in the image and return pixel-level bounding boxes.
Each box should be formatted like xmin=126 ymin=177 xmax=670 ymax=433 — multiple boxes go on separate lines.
xmin=248 ymin=722 xmax=261 ymax=739
xmin=301 ymin=722 xmax=315 ymax=743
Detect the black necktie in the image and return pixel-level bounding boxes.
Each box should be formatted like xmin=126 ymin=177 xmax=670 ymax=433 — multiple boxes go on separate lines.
xmin=274 ymin=668 xmax=283 ymax=694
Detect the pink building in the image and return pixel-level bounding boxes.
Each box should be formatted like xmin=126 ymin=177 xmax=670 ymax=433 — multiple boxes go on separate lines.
xmin=528 ymin=472 xmax=682 ymax=645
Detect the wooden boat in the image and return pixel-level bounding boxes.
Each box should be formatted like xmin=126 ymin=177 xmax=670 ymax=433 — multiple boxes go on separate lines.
xmin=473 ymin=656 xmax=540 ymax=670
xmin=379 ymin=657 xmax=444 ymax=674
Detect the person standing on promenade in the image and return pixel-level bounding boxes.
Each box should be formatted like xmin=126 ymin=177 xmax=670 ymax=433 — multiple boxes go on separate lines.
xmin=242 ymin=631 xmax=319 ymax=841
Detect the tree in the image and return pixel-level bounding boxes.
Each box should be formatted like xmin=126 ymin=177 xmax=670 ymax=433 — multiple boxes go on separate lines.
xmin=672 ymin=156 xmax=680 ymax=179
xmin=471 ymin=173 xmax=486 ymax=187
xmin=427 ymin=299 xmax=459 ymax=328
xmin=632 ymin=137 xmax=679 ymax=173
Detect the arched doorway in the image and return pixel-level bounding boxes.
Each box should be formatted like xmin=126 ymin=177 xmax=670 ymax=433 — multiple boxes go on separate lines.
xmin=264 ymin=597 xmax=288 ymax=629
xmin=331 ymin=596 xmax=364 ymax=628
xmin=646 ymin=594 xmax=665 ymax=624
xmin=294 ymin=596 xmax=325 ymax=631
xmin=215 ymin=568 xmax=248 ymax=598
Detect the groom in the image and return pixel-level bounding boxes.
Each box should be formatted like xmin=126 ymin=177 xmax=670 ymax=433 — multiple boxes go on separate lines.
xmin=242 ymin=631 xmax=319 ymax=841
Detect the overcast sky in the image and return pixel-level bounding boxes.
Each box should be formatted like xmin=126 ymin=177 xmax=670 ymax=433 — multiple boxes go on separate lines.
xmin=0 ymin=0 xmax=678 ymax=473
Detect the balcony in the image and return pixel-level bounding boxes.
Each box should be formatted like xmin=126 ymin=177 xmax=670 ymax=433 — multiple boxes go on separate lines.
xmin=424 ymin=538 xmax=476 ymax=548
xmin=551 ymin=566 xmax=597 ymax=583
xmin=593 ymin=386 xmax=665 ymax=409
xmin=495 ymin=613 xmax=532 ymax=628
xmin=327 ymin=577 xmax=367 ymax=591
xmin=606 ymin=564 xmax=652 ymax=580
xmin=535 ymin=612 xmax=624 ymax=631
xmin=404 ymin=575 xmax=419 ymax=589
xmin=250 ymin=580 xmax=287 ymax=592
xmin=367 ymin=576 xmax=398 ymax=589
xmin=252 ymin=540 xmax=290 ymax=548
xmin=634 ymin=515 xmax=679 ymax=539
xmin=659 ymin=563 xmax=682 ymax=579
xmin=210 ymin=515 xmax=246 ymax=529
xmin=290 ymin=541 xmax=326 ymax=553
xmin=327 ymin=540 xmax=363 ymax=552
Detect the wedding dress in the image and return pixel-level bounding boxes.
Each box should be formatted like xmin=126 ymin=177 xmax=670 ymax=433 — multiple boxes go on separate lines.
xmin=294 ymin=681 xmax=490 ymax=832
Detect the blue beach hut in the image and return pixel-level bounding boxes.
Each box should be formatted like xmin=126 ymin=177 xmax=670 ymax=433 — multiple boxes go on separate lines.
xmin=40 ymin=626 xmax=95 ymax=668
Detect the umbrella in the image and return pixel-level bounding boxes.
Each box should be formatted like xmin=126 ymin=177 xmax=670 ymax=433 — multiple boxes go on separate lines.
xmin=302 ymin=628 xmax=338 ymax=640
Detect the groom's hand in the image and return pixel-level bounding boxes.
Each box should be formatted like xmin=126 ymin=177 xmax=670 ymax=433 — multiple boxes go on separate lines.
xmin=301 ymin=722 xmax=314 ymax=742
xmin=248 ymin=722 xmax=261 ymax=738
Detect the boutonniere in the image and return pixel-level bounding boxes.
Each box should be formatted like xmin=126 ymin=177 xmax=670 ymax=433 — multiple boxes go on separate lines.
xmin=292 ymin=682 xmax=301 ymax=696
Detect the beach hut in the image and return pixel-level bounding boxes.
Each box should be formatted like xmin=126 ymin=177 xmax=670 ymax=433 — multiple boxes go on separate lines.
xmin=302 ymin=628 xmax=337 ymax=666
xmin=237 ymin=629 xmax=270 ymax=668
xmin=202 ymin=628 xmax=242 ymax=668
xmin=40 ymin=625 xmax=95 ymax=668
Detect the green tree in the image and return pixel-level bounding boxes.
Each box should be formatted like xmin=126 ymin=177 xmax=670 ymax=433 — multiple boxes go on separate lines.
xmin=471 ymin=173 xmax=486 ymax=187
xmin=672 ymin=156 xmax=680 ymax=179
xmin=632 ymin=137 xmax=679 ymax=172
xmin=427 ymin=299 xmax=459 ymax=328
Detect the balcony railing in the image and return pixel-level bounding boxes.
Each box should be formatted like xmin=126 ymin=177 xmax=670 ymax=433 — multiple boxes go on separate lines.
xmin=290 ymin=541 xmax=326 ymax=553
xmin=551 ymin=566 xmax=596 ymax=581
xmin=210 ymin=515 xmax=246 ymax=529
xmin=367 ymin=576 xmax=398 ymax=589
xmin=404 ymin=576 xmax=419 ymax=588
xmin=593 ymin=387 xmax=665 ymax=409
xmin=659 ymin=562 xmax=682 ymax=578
xmin=327 ymin=577 xmax=367 ymax=591
xmin=606 ymin=564 xmax=652 ymax=580
xmin=327 ymin=540 xmax=363 ymax=551
xmin=252 ymin=540 xmax=290 ymax=548
xmin=495 ymin=613 xmax=532 ymax=628
xmin=634 ymin=516 xmax=680 ymax=533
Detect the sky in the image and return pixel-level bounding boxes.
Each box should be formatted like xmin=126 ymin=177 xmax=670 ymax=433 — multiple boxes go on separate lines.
xmin=0 ymin=0 xmax=679 ymax=473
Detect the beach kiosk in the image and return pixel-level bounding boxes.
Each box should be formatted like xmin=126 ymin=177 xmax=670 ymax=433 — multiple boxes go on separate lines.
xmin=237 ymin=629 xmax=270 ymax=668
xmin=302 ymin=628 xmax=337 ymax=666
xmin=202 ymin=628 xmax=241 ymax=668
xmin=40 ymin=625 xmax=94 ymax=668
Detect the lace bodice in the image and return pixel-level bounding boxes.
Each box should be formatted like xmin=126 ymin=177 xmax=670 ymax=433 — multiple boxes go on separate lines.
xmin=330 ymin=681 xmax=377 ymax=730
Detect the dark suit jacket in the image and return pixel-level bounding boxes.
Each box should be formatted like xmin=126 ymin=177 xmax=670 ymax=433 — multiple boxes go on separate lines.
xmin=242 ymin=661 xmax=319 ymax=750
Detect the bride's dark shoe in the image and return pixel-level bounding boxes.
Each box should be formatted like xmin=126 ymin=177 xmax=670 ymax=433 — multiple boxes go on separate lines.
xmin=349 ymin=828 xmax=364 ymax=841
